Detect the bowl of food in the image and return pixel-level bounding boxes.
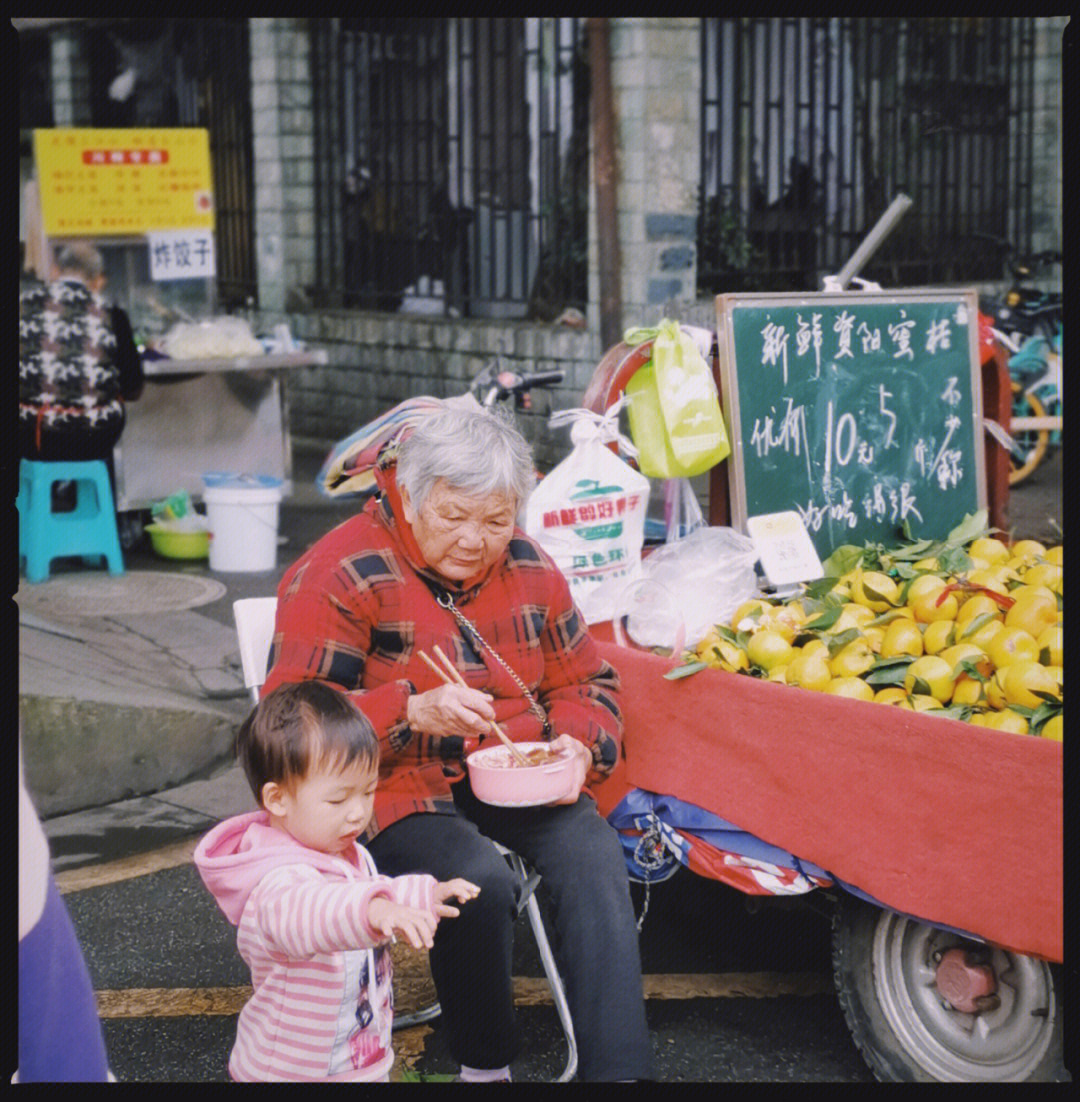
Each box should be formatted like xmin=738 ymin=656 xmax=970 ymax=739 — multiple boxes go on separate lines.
xmin=466 ymin=741 xmax=576 ymax=807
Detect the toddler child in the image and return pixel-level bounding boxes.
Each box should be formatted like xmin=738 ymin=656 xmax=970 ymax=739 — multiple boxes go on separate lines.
xmin=195 ymin=680 xmax=478 ymax=1082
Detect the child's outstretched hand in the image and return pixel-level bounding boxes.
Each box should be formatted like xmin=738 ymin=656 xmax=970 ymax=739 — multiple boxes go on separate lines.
xmin=367 ymin=897 xmax=441 ymax=950
xmin=432 ymin=878 xmax=481 ymax=918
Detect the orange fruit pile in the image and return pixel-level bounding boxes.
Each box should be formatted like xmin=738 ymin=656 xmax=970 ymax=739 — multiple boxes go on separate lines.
xmin=686 ymin=536 xmax=1062 ymax=739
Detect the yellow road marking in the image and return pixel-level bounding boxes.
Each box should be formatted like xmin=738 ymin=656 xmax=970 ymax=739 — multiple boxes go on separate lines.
xmin=647 ymin=972 xmax=831 ymax=999
xmin=97 ymin=987 xmax=251 ymax=1018
xmin=94 ymin=972 xmax=830 ymax=1019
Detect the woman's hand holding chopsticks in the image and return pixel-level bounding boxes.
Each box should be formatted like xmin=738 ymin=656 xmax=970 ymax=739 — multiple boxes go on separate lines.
xmin=406 ymin=674 xmax=497 ymax=740
xmin=416 ymin=649 xmax=531 ymax=766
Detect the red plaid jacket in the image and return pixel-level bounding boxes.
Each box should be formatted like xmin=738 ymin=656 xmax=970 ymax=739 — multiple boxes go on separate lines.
xmin=263 ymin=468 xmax=623 ymax=840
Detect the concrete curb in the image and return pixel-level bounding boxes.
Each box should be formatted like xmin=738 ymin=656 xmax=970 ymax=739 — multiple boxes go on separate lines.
xmin=18 ymin=602 xmax=252 ymax=817
xmin=20 ymin=694 xmax=241 ymax=818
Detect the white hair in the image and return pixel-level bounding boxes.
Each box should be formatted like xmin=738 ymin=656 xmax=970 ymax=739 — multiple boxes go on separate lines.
xmin=396 ymin=404 xmax=535 ymax=510
xmin=54 ymin=241 xmax=105 ymax=281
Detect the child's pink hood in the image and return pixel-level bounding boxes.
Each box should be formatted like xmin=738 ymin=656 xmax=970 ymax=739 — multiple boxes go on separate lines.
xmin=194 ymin=810 xmax=374 ymax=925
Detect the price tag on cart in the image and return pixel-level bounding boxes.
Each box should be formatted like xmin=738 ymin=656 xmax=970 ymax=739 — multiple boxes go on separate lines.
xmin=746 ymin=511 xmax=823 ymax=591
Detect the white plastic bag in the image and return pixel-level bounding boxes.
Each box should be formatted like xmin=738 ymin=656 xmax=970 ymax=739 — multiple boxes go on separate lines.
xmin=161 ymin=316 xmax=263 ymax=359
xmin=525 ymin=403 xmax=651 ymax=625
xmin=626 ymin=526 xmax=760 ymax=648
xmin=662 ymin=478 xmax=706 ymax=542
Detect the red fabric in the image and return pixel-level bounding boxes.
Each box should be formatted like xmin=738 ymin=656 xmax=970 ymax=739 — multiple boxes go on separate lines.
xmin=589 ymin=639 xmax=1063 ymax=962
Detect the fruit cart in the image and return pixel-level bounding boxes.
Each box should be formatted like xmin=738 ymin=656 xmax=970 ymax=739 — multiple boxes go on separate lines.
xmin=581 ymin=337 xmax=1064 ymax=1082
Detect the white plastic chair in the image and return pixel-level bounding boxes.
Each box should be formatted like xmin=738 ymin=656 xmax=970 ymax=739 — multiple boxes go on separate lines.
xmin=233 ymin=597 xmax=282 ymax=705
xmin=231 ymin=597 xmax=578 ymax=1080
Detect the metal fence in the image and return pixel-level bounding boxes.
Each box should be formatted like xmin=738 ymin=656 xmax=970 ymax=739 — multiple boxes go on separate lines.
xmin=310 ymin=18 xmax=589 ymax=320
xmin=698 ymin=17 xmax=1037 ymax=294
xmin=18 ymin=33 xmax=54 ymax=130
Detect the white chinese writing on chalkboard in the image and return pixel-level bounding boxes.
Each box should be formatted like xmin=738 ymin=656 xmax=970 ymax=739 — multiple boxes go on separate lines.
xmin=753 ymin=306 xmax=966 ymax=532
xmin=720 ymin=293 xmax=983 ymax=558
xmin=759 ymin=308 xmax=956 ymax=372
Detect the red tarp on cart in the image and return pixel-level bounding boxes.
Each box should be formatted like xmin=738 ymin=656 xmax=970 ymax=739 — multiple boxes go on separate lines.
xmin=590 ymin=638 xmax=1063 ymax=962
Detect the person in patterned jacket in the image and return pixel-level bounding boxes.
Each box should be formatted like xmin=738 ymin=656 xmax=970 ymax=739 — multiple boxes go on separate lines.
xmin=18 ymin=241 xmax=144 ymax=499
xmin=263 ymin=404 xmax=653 ymax=1082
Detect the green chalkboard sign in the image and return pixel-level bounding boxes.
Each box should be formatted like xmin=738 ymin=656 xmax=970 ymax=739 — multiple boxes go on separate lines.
xmin=716 ymin=290 xmax=986 ymax=559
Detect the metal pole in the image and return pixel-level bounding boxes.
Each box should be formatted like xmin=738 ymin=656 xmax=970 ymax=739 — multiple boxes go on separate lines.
xmin=588 ymin=18 xmax=622 ymax=349
xmin=831 ymin=193 xmax=912 ymax=289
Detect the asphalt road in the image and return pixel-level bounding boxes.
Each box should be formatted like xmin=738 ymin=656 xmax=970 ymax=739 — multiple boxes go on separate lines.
xmin=58 ymin=855 xmax=874 ymax=1083
xmin=1000 ymin=444 xmax=1063 ymax=546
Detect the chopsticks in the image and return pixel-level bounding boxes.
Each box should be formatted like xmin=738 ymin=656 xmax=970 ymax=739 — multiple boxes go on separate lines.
xmin=418 ymin=646 xmax=531 ymax=767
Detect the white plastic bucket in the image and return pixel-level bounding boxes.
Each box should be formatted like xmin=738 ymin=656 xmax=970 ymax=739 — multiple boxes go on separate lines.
xmin=203 ymin=480 xmax=283 ymax=573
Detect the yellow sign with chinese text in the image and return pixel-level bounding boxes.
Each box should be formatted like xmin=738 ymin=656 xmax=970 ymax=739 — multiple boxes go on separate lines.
xmin=34 ymin=128 xmax=215 ymax=236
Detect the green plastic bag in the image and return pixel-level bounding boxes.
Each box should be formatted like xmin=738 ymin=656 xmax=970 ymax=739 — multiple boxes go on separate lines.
xmin=623 ymin=319 xmax=730 ymax=479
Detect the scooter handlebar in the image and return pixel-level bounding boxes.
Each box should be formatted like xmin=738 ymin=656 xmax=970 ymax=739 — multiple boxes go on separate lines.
xmin=473 ymin=363 xmax=565 ymax=406
xmin=518 ymin=370 xmax=565 ymax=388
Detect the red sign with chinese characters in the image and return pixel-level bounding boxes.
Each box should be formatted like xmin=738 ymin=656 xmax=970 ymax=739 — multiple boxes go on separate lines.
xmin=81 ymin=148 xmax=170 ymax=166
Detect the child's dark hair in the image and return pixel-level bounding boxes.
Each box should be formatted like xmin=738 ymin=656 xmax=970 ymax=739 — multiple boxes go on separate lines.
xmin=236 ymin=681 xmax=379 ymax=804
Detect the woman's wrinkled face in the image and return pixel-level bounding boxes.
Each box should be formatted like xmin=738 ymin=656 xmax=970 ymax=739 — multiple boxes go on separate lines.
xmin=401 ymin=479 xmax=517 ymax=582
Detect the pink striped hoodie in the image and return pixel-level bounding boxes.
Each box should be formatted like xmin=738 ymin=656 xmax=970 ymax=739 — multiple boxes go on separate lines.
xmin=194 ymin=810 xmax=438 ymax=1082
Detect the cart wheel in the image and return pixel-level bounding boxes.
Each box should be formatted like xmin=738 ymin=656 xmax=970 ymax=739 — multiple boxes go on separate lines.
xmin=831 ymin=895 xmax=1065 ymax=1082
xmin=1008 ymin=382 xmax=1050 ymax=486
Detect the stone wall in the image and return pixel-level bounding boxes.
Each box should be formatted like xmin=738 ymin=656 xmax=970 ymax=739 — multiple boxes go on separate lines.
xmin=48 ymin=29 xmax=91 ymax=127
xmin=37 ymin=16 xmax=1052 ymax=467
xmin=279 ymin=311 xmax=606 ymax=473
xmin=1027 ymin=16 xmax=1066 ymax=287
xmin=249 ymin=18 xmax=318 ymax=314
xmin=605 ymin=18 xmax=702 ymax=329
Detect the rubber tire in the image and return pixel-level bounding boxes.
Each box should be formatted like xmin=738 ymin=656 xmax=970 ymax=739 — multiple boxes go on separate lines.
xmin=831 ymin=896 xmax=1066 ymax=1082
xmin=1008 ymin=382 xmax=1049 ymax=486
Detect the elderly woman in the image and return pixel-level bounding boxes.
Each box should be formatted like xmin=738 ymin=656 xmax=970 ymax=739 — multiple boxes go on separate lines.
xmin=19 ymin=241 xmax=144 ymax=474
xmin=20 ymin=242 xmax=145 ymax=521
xmin=263 ymin=404 xmax=652 ymax=1083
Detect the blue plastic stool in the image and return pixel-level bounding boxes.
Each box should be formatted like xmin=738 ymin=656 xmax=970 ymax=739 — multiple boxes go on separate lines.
xmin=18 ymin=459 xmax=125 ymax=583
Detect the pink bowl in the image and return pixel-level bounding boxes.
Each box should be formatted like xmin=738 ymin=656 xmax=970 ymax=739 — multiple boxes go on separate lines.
xmin=466 ymin=741 xmax=576 ymax=807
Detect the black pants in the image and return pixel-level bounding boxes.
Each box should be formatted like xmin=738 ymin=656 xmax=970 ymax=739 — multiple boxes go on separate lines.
xmin=18 ymin=421 xmax=122 ymax=503
xmin=367 ymin=779 xmax=653 ymax=1081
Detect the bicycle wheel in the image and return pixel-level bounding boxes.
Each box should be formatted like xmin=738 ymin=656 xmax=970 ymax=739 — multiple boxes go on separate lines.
xmin=1008 ymin=382 xmax=1049 ymax=486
